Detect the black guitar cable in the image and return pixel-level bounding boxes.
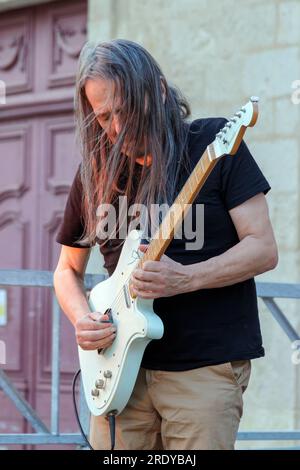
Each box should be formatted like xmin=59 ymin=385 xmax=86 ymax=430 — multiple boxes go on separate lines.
xmin=72 ymin=369 xmax=116 ymax=451
xmin=72 ymin=369 xmax=94 ymax=450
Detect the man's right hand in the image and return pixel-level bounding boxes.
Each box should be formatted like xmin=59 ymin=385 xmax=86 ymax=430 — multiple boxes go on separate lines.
xmin=75 ymin=312 xmax=117 ymax=350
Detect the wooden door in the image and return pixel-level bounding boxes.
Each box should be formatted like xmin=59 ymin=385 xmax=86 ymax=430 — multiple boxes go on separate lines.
xmin=0 ymin=0 xmax=87 ymax=449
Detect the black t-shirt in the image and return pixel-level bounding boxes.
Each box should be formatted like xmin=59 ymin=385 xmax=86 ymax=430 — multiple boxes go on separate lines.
xmin=56 ymin=117 xmax=271 ymax=371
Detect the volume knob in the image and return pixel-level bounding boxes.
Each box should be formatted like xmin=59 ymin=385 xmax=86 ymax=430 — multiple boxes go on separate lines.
xmin=104 ymin=370 xmax=112 ymax=378
xmin=95 ymin=379 xmax=105 ymax=389
xmin=91 ymin=388 xmax=100 ymax=397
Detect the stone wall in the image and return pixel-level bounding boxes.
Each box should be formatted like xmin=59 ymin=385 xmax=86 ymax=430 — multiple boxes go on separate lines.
xmin=0 ymin=0 xmax=300 ymax=448
xmin=2 ymin=0 xmax=297 ymax=449
xmin=88 ymin=0 xmax=300 ymax=449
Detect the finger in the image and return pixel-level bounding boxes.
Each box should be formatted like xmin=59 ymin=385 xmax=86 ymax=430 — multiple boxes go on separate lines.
xmin=89 ymin=312 xmax=109 ymax=322
xmin=79 ymin=317 xmax=112 ymax=331
xmin=131 ymin=278 xmax=161 ymax=293
xmin=160 ymin=254 xmax=173 ymax=263
xmin=95 ymin=333 xmax=117 ymax=349
xmin=142 ymin=260 xmax=163 ymax=272
xmin=78 ymin=326 xmax=116 ymax=342
xmin=139 ymin=244 xmax=148 ymax=252
xmin=132 ymin=269 xmax=160 ymax=282
xmin=131 ymin=287 xmax=160 ymax=299
xmin=80 ymin=333 xmax=116 ymax=351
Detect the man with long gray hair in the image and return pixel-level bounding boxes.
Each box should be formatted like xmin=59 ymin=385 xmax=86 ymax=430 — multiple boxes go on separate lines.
xmin=54 ymin=39 xmax=278 ymax=450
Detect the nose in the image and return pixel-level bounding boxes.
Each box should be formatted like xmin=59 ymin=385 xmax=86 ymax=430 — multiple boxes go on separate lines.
xmin=111 ymin=114 xmax=121 ymax=136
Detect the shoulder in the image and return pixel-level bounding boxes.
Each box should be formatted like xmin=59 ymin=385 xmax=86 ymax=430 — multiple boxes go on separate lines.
xmin=189 ymin=117 xmax=228 ymax=135
xmin=187 ymin=117 xmax=228 ymax=148
xmin=71 ymin=163 xmax=83 ymax=191
xmin=64 ymin=162 xmax=84 ymax=209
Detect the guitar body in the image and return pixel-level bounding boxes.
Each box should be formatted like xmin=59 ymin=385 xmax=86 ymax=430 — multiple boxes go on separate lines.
xmin=78 ymin=229 xmax=164 ymax=416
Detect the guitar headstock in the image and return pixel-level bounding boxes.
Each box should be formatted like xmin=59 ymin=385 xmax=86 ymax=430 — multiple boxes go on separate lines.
xmin=213 ymin=97 xmax=259 ymax=158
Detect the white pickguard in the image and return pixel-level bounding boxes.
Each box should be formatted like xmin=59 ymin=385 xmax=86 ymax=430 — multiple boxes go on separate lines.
xmin=78 ymin=229 xmax=164 ymax=416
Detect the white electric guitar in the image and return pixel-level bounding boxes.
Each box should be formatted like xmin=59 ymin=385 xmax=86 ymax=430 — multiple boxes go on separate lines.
xmin=79 ymin=97 xmax=259 ymax=416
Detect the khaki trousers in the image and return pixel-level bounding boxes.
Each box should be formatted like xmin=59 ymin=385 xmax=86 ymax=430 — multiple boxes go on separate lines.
xmin=89 ymin=360 xmax=251 ymax=450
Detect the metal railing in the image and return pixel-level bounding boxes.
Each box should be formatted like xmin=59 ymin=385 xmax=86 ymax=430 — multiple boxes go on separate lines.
xmin=0 ymin=269 xmax=105 ymax=447
xmin=0 ymin=270 xmax=299 ymax=448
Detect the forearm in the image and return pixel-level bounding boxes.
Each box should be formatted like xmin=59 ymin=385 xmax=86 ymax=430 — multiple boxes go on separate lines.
xmin=187 ymin=235 xmax=277 ymax=291
xmin=53 ymin=268 xmax=91 ymax=327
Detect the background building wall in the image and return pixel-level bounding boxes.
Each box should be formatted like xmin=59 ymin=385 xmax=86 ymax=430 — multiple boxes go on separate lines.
xmin=88 ymin=0 xmax=300 ymax=449
xmin=0 ymin=0 xmax=299 ymax=449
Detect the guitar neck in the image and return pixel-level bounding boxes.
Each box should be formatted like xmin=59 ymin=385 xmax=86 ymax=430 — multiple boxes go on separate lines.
xmin=137 ymin=143 xmax=218 ymax=267
xmin=135 ymin=97 xmax=259 ymax=268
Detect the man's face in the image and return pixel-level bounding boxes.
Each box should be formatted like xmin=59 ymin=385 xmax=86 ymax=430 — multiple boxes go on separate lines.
xmin=85 ymin=78 xmax=122 ymax=145
xmin=85 ymin=78 xmax=149 ymax=161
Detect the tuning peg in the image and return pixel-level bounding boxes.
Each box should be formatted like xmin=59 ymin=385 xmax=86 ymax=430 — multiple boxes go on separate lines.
xmin=250 ymin=96 xmax=259 ymax=102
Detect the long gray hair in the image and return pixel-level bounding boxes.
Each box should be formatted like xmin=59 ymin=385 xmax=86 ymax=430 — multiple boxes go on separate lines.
xmin=74 ymin=38 xmax=191 ymax=246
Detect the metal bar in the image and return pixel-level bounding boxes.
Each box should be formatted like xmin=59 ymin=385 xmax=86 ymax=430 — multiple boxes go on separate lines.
xmin=250 ymin=446 xmax=300 ymax=450
xmin=238 ymin=431 xmax=300 ymax=440
xmin=0 ymin=370 xmax=49 ymax=434
xmin=0 ymin=269 xmax=54 ymax=287
xmin=262 ymin=298 xmax=300 ymax=343
xmin=0 ymin=269 xmax=105 ymax=289
xmin=0 ymin=434 xmax=85 ymax=445
xmin=256 ymin=282 xmax=300 ymax=299
xmin=2 ymin=272 xmax=298 ymax=296
xmin=51 ymin=293 xmax=61 ymax=434
xmin=84 ymin=273 xmax=106 ymax=290
xmin=0 ymin=430 xmax=300 ymax=445
xmin=1 ymin=430 xmax=300 ymax=445
xmin=6 ymin=271 xmax=300 ymax=297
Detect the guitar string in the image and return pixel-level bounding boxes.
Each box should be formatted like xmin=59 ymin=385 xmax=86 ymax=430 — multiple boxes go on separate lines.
xmin=92 ymin=160 xmax=205 ymax=316
xmin=90 ymin=249 xmax=154 ymax=319
xmin=94 ymin=148 xmax=211 ymax=316
xmin=92 ymin=201 xmax=191 ymax=317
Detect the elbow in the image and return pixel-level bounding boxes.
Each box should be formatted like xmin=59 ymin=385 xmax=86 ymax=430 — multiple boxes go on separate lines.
xmin=53 ymin=265 xmax=69 ymax=290
xmin=254 ymin=238 xmax=278 ymax=275
xmin=53 ymin=267 xmax=61 ymax=291
xmin=53 ymin=265 xmax=83 ymax=288
xmin=270 ymin=248 xmax=279 ymax=270
xmin=264 ymin=242 xmax=279 ymax=271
